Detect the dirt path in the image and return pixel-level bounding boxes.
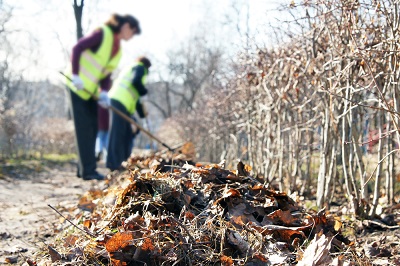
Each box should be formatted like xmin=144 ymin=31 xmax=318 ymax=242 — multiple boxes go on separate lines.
xmin=0 ymin=161 xmax=108 ymax=265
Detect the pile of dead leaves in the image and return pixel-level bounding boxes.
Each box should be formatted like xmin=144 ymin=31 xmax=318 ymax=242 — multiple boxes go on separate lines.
xmin=37 ymin=152 xmax=360 ymax=265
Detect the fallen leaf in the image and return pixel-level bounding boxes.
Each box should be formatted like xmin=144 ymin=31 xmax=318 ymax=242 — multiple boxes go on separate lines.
xmin=227 ymin=230 xmax=250 ymax=255
xmin=105 ymin=232 xmax=134 ymax=253
xmin=5 ymin=257 xmax=18 ymax=264
xmin=253 ymin=253 xmax=268 ymax=262
xmin=141 ymin=238 xmax=155 ymax=251
xmin=334 ymin=220 xmax=342 ymax=232
xmin=221 ymin=255 xmax=233 ymax=266
xmin=264 ymin=209 xmax=299 ymax=226
xmin=77 ymin=196 xmax=96 ymax=212
xmin=63 ymin=235 xmax=79 ymax=247
xmin=297 ymin=232 xmax=333 ymax=266
xmin=48 ymin=245 xmax=62 ymax=262
xmin=26 ymin=259 xmax=37 ymax=266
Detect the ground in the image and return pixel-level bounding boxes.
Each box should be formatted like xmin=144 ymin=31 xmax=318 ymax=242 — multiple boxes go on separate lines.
xmin=0 ymin=160 xmax=108 ymax=265
xmin=0 ymin=158 xmax=399 ymax=265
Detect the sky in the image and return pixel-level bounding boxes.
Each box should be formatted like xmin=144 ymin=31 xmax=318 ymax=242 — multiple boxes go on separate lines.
xmin=2 ymin=0 xmax=283 ymax=83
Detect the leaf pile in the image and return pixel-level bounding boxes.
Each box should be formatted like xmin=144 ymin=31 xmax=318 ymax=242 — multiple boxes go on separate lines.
xmin=45 ymin=152 xmax=352 ymax=265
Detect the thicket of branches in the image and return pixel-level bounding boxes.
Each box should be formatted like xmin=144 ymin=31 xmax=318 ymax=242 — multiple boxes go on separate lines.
xmin=172 ymin=0 xmax=400 ymax=217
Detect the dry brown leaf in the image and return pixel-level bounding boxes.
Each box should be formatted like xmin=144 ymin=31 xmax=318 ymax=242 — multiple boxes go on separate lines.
xmin=264 ymin=209 xmax=299 ymax=226
xmin=48 ymin=245 xmax=62 ymax=262
xmin=185 ymin=211 xmax=195 ymax=220
xmin=5 ymin=257 xmax=18 ymax=264
xmin=182 ymin=180 xmax=195 ymax=188
xmin=141 ymin=238 xmax=155 ymax=251
xmin=105 ymin=232 xmax=134 ymax=253
xmin=110 ymin=252 xmax=129 ymax=266
xmin=77 ymin=196 xmax=96 ymax=212
xmin=231 ymin=215 xmax=246 ymax=226
xmin=123 ymin=213 xmax=145 ymax=231
xmin=253 ymin=253 xmax=268 ymax=262
xmin=297 ymin=233 xmax=333 ymax=266
xmin=222 ymin=188 xmax=241 ymax=198
xmin=251 ymin=223 xmax=307 ymax=242
xmin=63 ymin=235 xmax=79 ymax=247
xmin=83 ymin=219 xmax=92 ymax=229
xmin=180 ymin=142 xmax=195 ymax=158
xmin=227 ymin=230 xmax=250 ymax=255
xmin=237 ymin=161 xmax=250 ymax=176
xmin=221 ymin=255 xmax=234 ymax=266
xmin=88 ymin=189 xmax=103 ymax=198
xmin=334 ymin=220 xmax=342 ymax=232
xmin=26 ymin=259 xmax=37 ymax=266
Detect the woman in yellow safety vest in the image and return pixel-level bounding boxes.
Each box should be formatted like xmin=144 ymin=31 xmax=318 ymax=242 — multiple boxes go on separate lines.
xmin=106 ymin=56 xmax=151 ymax=171
xmin=66 ymin=14 xmax=141 ymax=180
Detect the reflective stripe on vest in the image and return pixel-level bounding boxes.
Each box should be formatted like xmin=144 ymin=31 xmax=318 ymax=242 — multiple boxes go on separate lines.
xmin=108 ymin=63 xmax=148 ymax=115
xmin=65 ymin=25 xmax=122 ymax=100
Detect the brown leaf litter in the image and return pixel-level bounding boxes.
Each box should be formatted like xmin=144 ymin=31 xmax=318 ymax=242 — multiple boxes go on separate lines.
xmin=28 ymin=152 xmax=400 ymax=265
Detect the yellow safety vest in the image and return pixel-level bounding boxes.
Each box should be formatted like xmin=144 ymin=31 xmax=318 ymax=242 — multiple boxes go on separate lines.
xmin=65 ymin=25 xmax=122 ymax=100
xmin=108 ymin=63 xmax=148 ymax=115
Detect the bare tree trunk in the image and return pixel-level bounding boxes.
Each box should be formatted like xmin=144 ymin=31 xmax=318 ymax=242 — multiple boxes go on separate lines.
xmin=387 ymin=2 xmax=400 ymax=204
xmin=347 ymin=120 xmax=359 ymax=205
xmin=290 ymin=122 xmax=300 ymax=194
xmin=73 ymin=0 xmax=84 ymax=40
xmin=277 ymin=116 xmax=284 ymax=191
xmin=385 ymin=116 xmax=393 ymax=204
xmin=317 ymin=108 xmax=329 ymax=208
xmin=300 ymin=126 xmax=313 ymax=196
xmin=341 ymin=90 xmax=355 ymax=211
xmin=325 ymin=137 xmax=336 ymax=206
xmin=353 ymin=112 xmax=368 ymax=202
xmin=370 ymin=111 xmax=383 ymax=216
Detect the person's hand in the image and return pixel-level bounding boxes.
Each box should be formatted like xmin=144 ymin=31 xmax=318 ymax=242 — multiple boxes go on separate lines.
xmin=72 ymin=74 xmax=84 ymax=90
xmin=98 ymin=91 xmax=110 ymax=108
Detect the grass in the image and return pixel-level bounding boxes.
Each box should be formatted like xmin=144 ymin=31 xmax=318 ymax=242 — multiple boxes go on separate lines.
xmin=0 ymin=153 xmax=77 ymax=179
xmin=42 ymin=153 xmax=77 ymax=163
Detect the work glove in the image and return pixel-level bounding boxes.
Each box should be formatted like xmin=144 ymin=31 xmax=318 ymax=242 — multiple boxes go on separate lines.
xmin=72 ymin=74 xmax=84 ymax=90
xmin=98 ymin=91 xmax=110 ymax=108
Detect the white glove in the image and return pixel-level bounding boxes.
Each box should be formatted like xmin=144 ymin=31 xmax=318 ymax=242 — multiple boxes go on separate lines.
xmin=98 ymin=91 xmax=110 ymax=108
xmin=72 ymin=74 xmax=84 ymax=90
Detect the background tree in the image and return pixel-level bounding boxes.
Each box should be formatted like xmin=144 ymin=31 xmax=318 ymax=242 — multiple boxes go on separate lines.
xmin=164 ymin=0 xmax=400 ymax=218
xmin=73 ymin=0 xmax=84 ymax=40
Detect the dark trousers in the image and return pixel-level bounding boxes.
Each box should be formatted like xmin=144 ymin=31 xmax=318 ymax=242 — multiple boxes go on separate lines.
xmin=69 ymin=89 xmax=98 ymax=177
xmin=106 ymin=99 xmax=134 ymax=170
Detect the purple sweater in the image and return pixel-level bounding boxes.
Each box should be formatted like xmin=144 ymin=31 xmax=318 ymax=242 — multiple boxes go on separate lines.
xmin=98 ymin=105 xmax=109 ymax=130
xmin=71 ymin=29 xmax=120 ymax=91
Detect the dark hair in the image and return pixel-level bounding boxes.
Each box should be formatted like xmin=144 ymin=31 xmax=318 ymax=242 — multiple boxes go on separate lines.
xmin=105 ymin=14 xmax=141 ymax=34
xmin=138 ymin=56 xmax=151 ymax=69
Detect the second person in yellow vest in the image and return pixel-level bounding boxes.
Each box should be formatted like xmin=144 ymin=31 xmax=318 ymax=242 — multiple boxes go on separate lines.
xmin=106 ymin=56 xmax=151 ymax=171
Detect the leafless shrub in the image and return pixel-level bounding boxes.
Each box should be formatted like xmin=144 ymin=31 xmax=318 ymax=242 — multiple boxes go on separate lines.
xmin=168 ymin=0 xmax=400 ymax=218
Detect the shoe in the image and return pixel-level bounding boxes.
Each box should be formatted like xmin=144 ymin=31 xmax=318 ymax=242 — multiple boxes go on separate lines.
xmin=76 ymin=165 xmax=81 ymax=178
xmin=83 ymin=172 xmax=105 ymax=181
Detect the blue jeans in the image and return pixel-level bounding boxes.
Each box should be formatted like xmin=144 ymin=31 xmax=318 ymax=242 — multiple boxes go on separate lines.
xmin=95 ymin=130 xmax=108 ymax=161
